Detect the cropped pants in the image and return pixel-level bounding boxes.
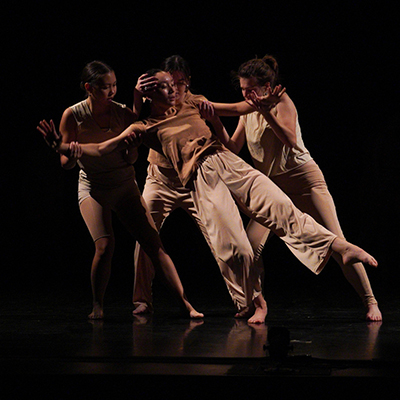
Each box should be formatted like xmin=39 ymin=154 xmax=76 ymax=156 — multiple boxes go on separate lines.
xmin=246 ymin=159 xmax=378 ymax=307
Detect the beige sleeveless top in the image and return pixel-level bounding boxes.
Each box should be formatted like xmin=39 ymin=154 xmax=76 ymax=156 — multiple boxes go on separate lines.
xmin=70 ymin=100 xmax=135 ymax=188
xmin=240 ymin=110 xmax=312 ymax=177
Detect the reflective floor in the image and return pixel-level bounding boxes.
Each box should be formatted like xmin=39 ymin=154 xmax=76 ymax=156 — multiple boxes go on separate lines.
xmin=1 ymin=285 xmax=399 ymax=398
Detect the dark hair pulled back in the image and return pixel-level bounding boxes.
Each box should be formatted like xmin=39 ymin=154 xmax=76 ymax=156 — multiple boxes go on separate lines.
xmin=80 ymin=60 xmax=114 ymax=93
xmin=161 ymin=55 xmax=191 ymax=82
xmin=235 ymin=54 xmax=279 ymax=88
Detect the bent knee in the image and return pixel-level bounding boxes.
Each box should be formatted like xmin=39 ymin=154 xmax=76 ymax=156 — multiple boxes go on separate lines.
xmin=94 ymin=236 xmax=115 ymax=256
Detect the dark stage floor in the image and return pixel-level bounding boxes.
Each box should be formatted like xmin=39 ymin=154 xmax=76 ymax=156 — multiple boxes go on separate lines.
xmin=1 ymin=286 xmax=400 ymax=399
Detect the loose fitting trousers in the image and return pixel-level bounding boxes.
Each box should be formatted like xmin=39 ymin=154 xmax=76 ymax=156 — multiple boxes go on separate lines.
xmin=133 ymin=163 xmax=255 ymax=311
xmin=134 ymin=151 xmax=337 ymax=310
xmin=246 ymin=159 xmax=378 ymax=307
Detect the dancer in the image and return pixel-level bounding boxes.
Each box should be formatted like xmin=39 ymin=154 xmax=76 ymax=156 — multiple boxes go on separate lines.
xmin=37 ymin=61 xmax=203 ymax=320
xmin=132 ymin=56 xmax=265 ymax=321
xmin=212 ymin=54 xmax=381 ymax=321
xmin=39 ymin=69 xmax=378 ymax=324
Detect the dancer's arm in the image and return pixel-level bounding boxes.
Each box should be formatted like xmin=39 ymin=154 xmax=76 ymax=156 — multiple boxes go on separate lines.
xmin=212 ymin=101 xmax=253 ymax=117
xmin=199 ymin=101 xmax=246 ymax=154
xmin=211 ymin=84 xmax=286 ymax=117
xmin=133 ymin=73 xmax=159 ymax=119
xmin=37 ymin=119 xmax=143 ymax=157
xmin=123 ymin=107 xmax=140 ymax=164
xmin=57 ymin=108 xmax=81 ymax=169
xmin=248 ymin=90 xmax=297 ymax=148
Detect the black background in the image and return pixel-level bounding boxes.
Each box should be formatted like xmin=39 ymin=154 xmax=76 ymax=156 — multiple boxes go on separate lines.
xmin=2 ymin=1 xmax=399 ymax=308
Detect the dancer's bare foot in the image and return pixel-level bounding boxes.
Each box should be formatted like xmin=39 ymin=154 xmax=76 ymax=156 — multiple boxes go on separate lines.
xmin=88 ymin=302 xmax=104 ymax=320
xmin=189 ymin=309 xmax=204 ymax=319
xmin=248 ymin=294 xmax=268 ymax=324
xmin=181 ymin=299 xmax=204 ymax=319
xmin=235 ymin=295 xmax=268 ymax=324
xmin=332 ymin=238 xmax=378 ymax=268
xmin=235 ymin=304 xmax=255 ymax=319
xmin=132 ymin=303 xmax=153 ymax=316
xmin=366 ymin=303 xmax=382 ymax=321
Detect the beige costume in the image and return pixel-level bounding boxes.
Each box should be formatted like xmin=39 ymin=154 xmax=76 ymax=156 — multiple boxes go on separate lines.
xmin=133 ymin=93 xmax=337 ymax=310
xmin=71 ymin=100 xmax=158 ymax=252
xmin=240 ymin=109 xmax=377 ymax=307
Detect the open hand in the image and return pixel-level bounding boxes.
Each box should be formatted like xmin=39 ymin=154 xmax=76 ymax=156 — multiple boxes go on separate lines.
xmin=37 ymin=119 xmax=62 ymax=150
xmin=247 ymin=84 xmax=286 ymax=111
xmin=135 ymin=73 xmax=159 ymax=95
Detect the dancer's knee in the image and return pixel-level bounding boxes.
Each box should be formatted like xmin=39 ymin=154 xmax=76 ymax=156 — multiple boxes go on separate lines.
xmin=94 ymin=236 xmax=115 ymax=258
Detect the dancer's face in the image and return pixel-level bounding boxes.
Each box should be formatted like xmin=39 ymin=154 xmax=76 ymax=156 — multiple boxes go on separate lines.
xmin=86 ymin=72 xmax=117 ymax=104
xmin=171 ymin=71 xmax=189 ymax=105
xmin=239 ymin=77 xmax=269 ymax=101
xmin=151 ymin=71 xmax=176 ymax=108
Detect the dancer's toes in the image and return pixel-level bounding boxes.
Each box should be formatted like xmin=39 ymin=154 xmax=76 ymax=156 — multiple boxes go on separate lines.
xmin=88 ymin=303 xmax=104 ymax=320
xmin=189 ymin=310 xmax=204 ymax=319
xmin=248 ymin=304 xmax=268 ymax=324
xmin=333 ymin=238 xmax=378 ymax=268
xmin=366 ymin=304 xmax=382 ymax=321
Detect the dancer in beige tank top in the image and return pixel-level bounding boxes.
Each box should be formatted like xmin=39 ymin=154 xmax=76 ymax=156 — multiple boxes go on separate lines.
xmin=37 ymin=61 xmax=203 ymax=320
xmin=212 ymin=55 xmax=381 ymax=321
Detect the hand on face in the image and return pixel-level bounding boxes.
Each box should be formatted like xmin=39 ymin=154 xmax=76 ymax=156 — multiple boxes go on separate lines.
xmin=135 ymin=74 xmax=159 ymax=95
xmin=247 ymin=84 xmax=286 ymax=111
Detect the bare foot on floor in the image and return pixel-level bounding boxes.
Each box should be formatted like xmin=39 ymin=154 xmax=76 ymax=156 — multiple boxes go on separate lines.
xmin=189 ymin=309 xmax=204 ymax=319
xmin=182 ymin=298 xmax=204 ymax=319
xmin=235 ymin=295 xmax=268 ymax=324
xmin=248 ymin=294 xmax=268 ymax=324
xmin=235 ymin=304 xmax=255 ymax=320
xmin=88 ymin=303 xmax=104 ymax=320
xmin=332 ymin=238 xmax=378 ymax=268
xmin=132 ymin=303 xmax=153 ymax=316
xmin=366 ymin=303 xmax=382 ymax=321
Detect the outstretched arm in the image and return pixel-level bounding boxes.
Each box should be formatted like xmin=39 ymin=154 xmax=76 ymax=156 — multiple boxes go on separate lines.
xmin=198 ymin=101 xmax=246 ymax=154
xmin=212 ymin=100 xmax=253 ymax=117
xmin=37 ymin=120 xmax=144 ymax=157
xmin=212 ymin=84 xmax=286 ymax=117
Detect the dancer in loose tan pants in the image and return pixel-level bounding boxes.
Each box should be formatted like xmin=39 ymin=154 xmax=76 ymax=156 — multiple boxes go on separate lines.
xmin=132 ymin=56 xmax=256 ymax=318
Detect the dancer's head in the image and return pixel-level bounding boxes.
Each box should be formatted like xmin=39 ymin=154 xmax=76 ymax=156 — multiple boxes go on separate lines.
xmin=161 ymin=55 xmax=191 ymax=105
xmin=235 ymin=55 xmax=279 ymax=100
xmin=145 ymin=69 xmax=176 ymax=114
xmin=80 ymin=60 xmax=116 ymax=103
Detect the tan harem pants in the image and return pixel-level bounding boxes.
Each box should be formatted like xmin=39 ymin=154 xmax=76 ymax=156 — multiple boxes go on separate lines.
xmin=134 ymin=150 xmax=337 ymax=310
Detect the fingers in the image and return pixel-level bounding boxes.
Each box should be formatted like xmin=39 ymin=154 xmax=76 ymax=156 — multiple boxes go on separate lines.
xmin=137 ymin=74 xmax=159 ymax=94
xmin=199 ymin=100 xmax=215 ymax=119
xmin=248 ymin=91 xmax=261 ymax=108
xmin=37 ymin=119 xmax=51 ymax=134
xmin=69 ymin=141 xmax=82 ymax=158
xmin=125 ymin=131 xmax=143 ymax=147
xmin=37 ymin=119 xmax=61 ymax=149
